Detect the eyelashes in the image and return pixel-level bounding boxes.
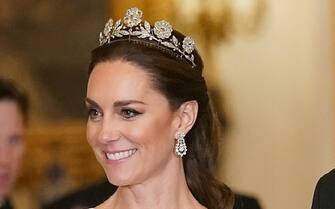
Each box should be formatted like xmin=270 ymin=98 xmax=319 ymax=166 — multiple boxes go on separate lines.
xmin=120 ymin=108 xmax=142 ymax=119
xmin=86 ymin=107 xmax=142 ymax=121
xmin=87 ymin=107 xmax=103 ymax=121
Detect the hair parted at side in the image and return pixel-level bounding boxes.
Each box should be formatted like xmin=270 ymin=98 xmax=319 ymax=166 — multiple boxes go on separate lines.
xmin=88 ymin=34 xmax=234 ymax=209
xmin=0 ymin=78 xmax=29 ymax=123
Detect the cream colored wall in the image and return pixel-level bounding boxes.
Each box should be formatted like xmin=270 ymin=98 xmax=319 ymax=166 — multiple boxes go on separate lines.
xmin=217 ymin=0 xmax=335 ymax=209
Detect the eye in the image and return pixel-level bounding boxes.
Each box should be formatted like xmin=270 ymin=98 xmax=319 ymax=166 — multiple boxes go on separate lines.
xmin=8 ymin=135 xmax=22 ymax=146
xmin=120 ymin=108 xmax=141 ymax=119
xmin=87 ymin=108 xmax=103 ymax=121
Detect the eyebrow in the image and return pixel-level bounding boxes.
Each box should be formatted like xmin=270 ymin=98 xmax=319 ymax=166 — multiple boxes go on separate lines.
xmin=85 ymin=98 xmax=101 ymax=108
xmin=85 ymin=98 xmax=146 ymax=108
xmin=113 ymin=100 xmax=146 ymax=107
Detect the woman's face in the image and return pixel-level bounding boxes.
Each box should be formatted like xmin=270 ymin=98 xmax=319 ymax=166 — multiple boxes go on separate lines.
xmin=86 ymin=60 xmax=181 ymax=186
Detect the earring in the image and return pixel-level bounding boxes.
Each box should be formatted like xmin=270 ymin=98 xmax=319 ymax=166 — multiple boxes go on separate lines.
xmin=175 ymin=132 xmax=187 ymax=157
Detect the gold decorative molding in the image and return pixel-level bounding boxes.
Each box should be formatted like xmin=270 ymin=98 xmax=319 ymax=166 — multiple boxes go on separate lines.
xmin=107 ymin=0 xmax=266 ymax=89
xmin=108 ymin=0 xmax=173 ymax=23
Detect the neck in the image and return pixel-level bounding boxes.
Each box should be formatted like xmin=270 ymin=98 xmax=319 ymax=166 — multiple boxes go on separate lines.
xmin=104 ymin=157 xmax=205 ymax=209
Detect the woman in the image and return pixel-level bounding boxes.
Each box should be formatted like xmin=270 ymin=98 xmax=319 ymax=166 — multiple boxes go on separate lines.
xmin=85 ymin=7 xmax=234 ymax=209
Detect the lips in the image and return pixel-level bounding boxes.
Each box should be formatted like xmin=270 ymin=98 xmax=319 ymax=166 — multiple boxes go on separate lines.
xmin=106 ymin=148 xmax=137 ymax=161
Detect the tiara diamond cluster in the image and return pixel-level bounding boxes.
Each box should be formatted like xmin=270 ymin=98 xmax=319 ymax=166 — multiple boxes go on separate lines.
xmin=99 ymin=7 xmax=196 ymax=68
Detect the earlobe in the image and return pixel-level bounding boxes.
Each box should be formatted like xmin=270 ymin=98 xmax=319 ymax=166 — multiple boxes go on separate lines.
xmin=176 ymin=100 xmax=198 ymax=134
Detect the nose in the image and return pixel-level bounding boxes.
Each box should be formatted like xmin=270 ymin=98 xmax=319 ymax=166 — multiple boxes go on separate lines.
xmin=97 ymin=117 xmax=122 ymax=144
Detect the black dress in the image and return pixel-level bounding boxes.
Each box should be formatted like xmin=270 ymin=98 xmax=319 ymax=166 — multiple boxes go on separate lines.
xmin=312 ymin=169 xmax=335 ymax=209
xmin=43 ymin=180 xmax=117 ymax=209
xmin=44 ymin=179 xmax=263 ymax=209
xmin=233 ymin=194 xmax=262 ymax=209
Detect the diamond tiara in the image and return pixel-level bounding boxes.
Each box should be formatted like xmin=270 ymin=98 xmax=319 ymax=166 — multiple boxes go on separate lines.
xmin=98 ymin=7 xmax=197 ymax=68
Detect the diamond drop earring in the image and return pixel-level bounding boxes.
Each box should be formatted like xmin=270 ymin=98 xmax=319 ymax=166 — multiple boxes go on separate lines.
xmin=175 ymin=132 xmax=187 ymax=157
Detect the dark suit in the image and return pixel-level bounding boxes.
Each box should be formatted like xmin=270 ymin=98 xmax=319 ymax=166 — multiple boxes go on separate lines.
xmin=312 ymin=169 xmax=335 ymax=209
xmin=0 ymin=199 xmax=13 ymax=209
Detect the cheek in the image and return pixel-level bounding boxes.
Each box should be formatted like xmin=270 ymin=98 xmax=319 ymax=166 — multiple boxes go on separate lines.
xmin=10 ymin=145 xmax=24 ymax=171
xmin=127 ymin=115 xmax=176 ymax=152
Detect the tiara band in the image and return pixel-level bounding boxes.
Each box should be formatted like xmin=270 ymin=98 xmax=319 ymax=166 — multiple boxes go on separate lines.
xmin=98 ymin=7 xmax=197 ymax=68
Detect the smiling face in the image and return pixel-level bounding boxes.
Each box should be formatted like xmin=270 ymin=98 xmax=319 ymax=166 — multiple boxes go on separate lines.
xmin=0 ymin=100 xmax=25 ymax=200
xmin=86 ymin=60 xmax=182 ymax=186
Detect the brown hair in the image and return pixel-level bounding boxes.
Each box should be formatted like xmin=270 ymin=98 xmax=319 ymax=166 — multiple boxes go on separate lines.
xmin=88 ymin=34 xmax=234 ymax=209
xmin=0 ymin=78 xmax=29 ymax=123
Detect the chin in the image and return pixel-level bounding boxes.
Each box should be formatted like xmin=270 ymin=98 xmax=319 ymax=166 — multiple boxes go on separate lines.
xmin=103 ymin=165 xmax=140 ymax=186
xmin=106 ymin=173 xmax=134 ymax=186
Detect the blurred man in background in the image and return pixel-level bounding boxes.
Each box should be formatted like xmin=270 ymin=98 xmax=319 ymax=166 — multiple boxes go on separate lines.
xmin=0 ymin=79 xmax=28 ymax=209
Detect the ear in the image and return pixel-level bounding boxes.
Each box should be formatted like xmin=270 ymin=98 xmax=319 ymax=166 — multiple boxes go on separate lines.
xmin=174 ymin=100 xmax=198 ymax=136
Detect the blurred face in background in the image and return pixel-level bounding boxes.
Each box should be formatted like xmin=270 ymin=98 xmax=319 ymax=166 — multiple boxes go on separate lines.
xmin=0 ymin=100 xmax=25 ymax=200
